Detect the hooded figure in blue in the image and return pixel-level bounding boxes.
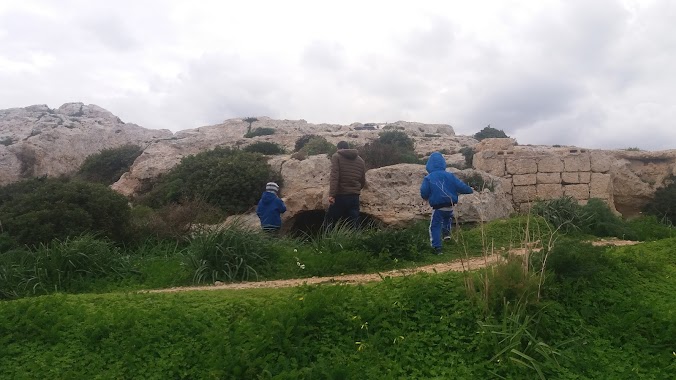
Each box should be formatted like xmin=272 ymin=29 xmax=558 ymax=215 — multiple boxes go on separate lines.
xmin=256 ymin=182 xmax=287 ymax=233
xmin=420 ymin=152 xmax=473 ymax=253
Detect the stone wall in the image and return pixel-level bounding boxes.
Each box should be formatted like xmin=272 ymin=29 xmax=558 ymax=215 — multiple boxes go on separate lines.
xmin=473 ymin=139 xmax=676 ymax=216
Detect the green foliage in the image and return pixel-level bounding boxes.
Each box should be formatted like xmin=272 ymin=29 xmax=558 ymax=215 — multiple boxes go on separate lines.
xmin=0 ymin=137 xmax=13 ymax=146
xmin=532 ymin=196 xmax=591 ymax=233
xmin=474 ymin=125 xmax=509 ymax=141
xmin=242 ymin=116 xmax=258 ymax=134
xmin=0 ymin=178 xmax=132 ymax=246
xmin=184 ymin=226 xmax=277 ymax=283
xmin=300 ymin=136 xmax=336 ymax=156
xmin=0 ymin=218 xmax=675 ymax=377
xmin=15 ymin=145 xmax=37 ymax=178
xmin=2 ymin=238 xmax=674 ymax=378
xmin=377 ymin=130 xmax=414 ymax=151
xmin=244 ymin=127 xmax=275 ymax=138
xmin=358 ymin=141 xmax=420 ymax=169
xmin=457 ymin=172 xmax=495 ymax=192
xmin=141 ymin=147 xmax=277 ymax=215
xmin=626 ymin=215 xmax=674 ymax=241
xmin=624 ymin=147 xmax=641 ymax=151
xmin=0 ymin=235 xmax=134 ymax=299
xmin=129 ymin=201 xmax=225 ymax=242
xmin=358 ymin=130 xmax=419 ymax=169
xmin=579 ymin=198 xmax=634 ymax=239
xmin=459 ymin=146 xmax=474 ymax=168
xmin=355 ymin=223 xmax=430 ymax=261
xmin=533 ymin=197 xmax=636 ymax=239
xmin=479 ymin=299 xmax=568 ymax=379
xmin=243 ymin=141 xmax=285 ymax=155
xmin=77 ymin=144 xmax=143 ymax=185
xmin=294 ymin=134 xmax=319 ymax=152
xmin=643 ymin=176 xmax=676 ymax=225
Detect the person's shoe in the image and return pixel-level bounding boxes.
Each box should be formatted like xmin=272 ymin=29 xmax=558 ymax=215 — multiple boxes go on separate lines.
xmin=443 ymin=235 xmax=452 ymax=242
xmin=434 ymin=247 xmax=443 ymax=255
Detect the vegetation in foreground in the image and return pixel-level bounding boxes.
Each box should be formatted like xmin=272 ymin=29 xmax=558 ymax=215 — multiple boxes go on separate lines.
xmin=1 ymin=143 xmax=675 ymax=378
xmin=0 ymin=235 xmax=674 ymax=379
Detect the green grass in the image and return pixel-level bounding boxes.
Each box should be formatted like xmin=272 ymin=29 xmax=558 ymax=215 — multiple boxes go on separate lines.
xmin=1 ymin=237 xmax=674 ymax=378
xmin=0 ymin=214 xmax=674 ymax=377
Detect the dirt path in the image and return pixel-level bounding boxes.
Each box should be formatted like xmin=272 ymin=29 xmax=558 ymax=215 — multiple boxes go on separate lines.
xmin=145 ymin=239 xmax=639 ymax=294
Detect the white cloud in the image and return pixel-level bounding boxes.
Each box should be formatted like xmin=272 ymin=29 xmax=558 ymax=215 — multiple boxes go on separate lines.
xmin=0 ymin=0 xmax=675 ymax=150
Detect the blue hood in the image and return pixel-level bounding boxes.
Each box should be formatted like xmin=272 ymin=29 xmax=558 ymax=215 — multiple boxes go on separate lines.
xmin=259 ymin=191 xmax=277 ymax=204
xmin=426 ymin=152 xmax=446 ymax=173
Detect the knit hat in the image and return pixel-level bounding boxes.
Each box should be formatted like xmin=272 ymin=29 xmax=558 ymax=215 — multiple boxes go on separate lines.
xmin=265 ymin=182 xmax=279 ymax=193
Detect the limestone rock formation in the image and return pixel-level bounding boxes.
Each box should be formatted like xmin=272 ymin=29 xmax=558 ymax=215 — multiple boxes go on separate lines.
xmin=473 ymin=140 xmax=676 ymax=217
xmin=273 ymin=157 xmax=513 ymax=230
xmin=111 ymin=117 xmax=468 ymax=196
xmin=4 ymin=102 xmax=674 ymax=223
xmin=0 ymin=103 xmax=172 ymax=186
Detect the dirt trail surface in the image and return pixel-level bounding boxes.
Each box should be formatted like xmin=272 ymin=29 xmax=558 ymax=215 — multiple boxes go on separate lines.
xmin=145 ymin=239 xmax=639 ymax=294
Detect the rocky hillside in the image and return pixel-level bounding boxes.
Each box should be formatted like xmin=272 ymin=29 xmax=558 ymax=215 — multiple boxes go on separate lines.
xmin=2 ymin=103 xmax=674 ymax=225
xmin=0 ymin=103 xmax=172 ymax=185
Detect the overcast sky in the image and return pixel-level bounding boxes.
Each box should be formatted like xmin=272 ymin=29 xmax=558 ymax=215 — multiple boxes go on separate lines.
xmin=1 ymin=0 xmax=674 ymax=150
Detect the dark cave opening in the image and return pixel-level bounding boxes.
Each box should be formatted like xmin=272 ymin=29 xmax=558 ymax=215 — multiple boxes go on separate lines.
xmin=284 ymin=210 xmax=384 ymax=237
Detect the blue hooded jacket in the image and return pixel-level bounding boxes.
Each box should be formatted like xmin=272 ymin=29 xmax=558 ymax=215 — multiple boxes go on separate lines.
xmin=256 ymin=191 xmax=287 ymax=228
xmin=420 ymin=152 xmax=473 ymax=208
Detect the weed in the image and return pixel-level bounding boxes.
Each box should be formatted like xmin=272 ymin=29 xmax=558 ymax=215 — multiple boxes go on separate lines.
xmin=184 ymin=225 xmax=276 ymax=283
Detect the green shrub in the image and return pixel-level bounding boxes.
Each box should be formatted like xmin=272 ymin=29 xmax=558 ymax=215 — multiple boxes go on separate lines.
xmin=77 ymin=144 xmax=143 ymax=185
xmin=358 ymin=142 xmax=414 ymax=169
xmin=184 ymin=226 xmax=276 ymax=283
xmin=457 ymin=172 xmax=495 ymax=192
xmin=0 ymin=178 xmax=132 ymax=246
xmin=531 ymin=196 xmax=590 ymax=233
xmin=294 ymin=134 xmax=319 ymax=152
xmin=626 ymin=215 xmax=674 ymax=241
xmin=643 ymin=176 xmax=676 ymax=226
xmin=377 ymin=130 xmax=414 ymax=151
xmin=459 ymin=147 xmax=474 ymax=168
xmin=243 ymin=141 xmax=285 ymax=155
xmin=300 ymin=136 xmax=336 ymax=156
xmin=141 ymin=148 xmax=279 ymax=215
xmin=355 ymin=223 xmax=429 ymax=261
xmin=129 ymin=201 xmax=225 ymax=242
xmin=473 ymin=126 xmax=509 ymax=141
xmin=579 ymin=198 xmax=634 ymax=239
xmin=0 ymin=235 xmax=134 ymax=299
xmin=15 ymin=146 xmax=37 ymax=178
xmin=244 ymin=127 xmax=276 ymax=138
xmin=243 ymin=116 xmax=258 ymax=135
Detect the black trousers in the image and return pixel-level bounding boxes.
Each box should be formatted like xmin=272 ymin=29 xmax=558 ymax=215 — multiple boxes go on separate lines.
xmin=326 ymin=194 xmax=360 ymax=228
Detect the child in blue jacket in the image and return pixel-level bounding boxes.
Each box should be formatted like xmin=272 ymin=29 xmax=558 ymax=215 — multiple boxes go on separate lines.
xmin=420 ymin=152 xmax=473 ymax=254
xmin=256 ymin=182 xmax=287 ymax=233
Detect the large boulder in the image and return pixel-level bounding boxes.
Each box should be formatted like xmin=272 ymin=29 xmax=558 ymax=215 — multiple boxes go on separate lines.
xmin=277 ymin=158 xmax=513 ymax=228
xmin=0 ymin=103 xmax=172 ymax=186
xmin=112 ymin=117 xmax=470 ymax=197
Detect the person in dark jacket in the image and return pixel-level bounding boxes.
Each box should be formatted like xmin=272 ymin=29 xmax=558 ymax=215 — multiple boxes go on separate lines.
xmin=327 ymin=141 xmax=366 ymax=228
xmin=256 ymin=182 xmax=287 ymax=233
xmin=420 ymin=152 xmax=473 ymax=254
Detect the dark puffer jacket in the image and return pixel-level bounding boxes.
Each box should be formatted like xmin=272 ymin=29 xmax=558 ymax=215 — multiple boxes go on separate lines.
xmin=329 ymin=149 xmax=366 ymax=197
xmin=256 ymin=191 xmax=287 ymax=228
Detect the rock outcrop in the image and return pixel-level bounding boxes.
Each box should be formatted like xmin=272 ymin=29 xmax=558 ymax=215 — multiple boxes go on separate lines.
xmin=3 ymin=103 xmax=674 ymax=225
xmin=473 ymin=138 xmax=676 ymax=216
xmin=111 ymin=117 xmax=470 ymax=196
xmin=0 ymin=103 xmax=173 ymax=185
xmin=266 ymin=156 xmax=513 ymax=229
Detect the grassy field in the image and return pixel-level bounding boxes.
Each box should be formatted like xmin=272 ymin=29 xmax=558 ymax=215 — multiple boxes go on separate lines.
xmin=0 ymin=216 xmax=675 ymax=379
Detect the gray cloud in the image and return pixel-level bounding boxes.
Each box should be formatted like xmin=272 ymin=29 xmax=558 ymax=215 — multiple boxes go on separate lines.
xmin=1 ymin=0 xmax=675 ymax=151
